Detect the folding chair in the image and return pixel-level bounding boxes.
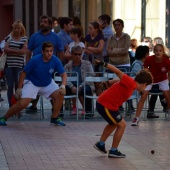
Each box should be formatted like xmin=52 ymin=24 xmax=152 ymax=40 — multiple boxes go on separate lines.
xmin=84 ymin=72 xmax=109 ymax=119
xmin=124 ymin=72 xmax=139 ymax=117
xmin=54 ymin=72 xmax=79 ymax=120
xmin=143 ymin=91 xmax=170 ymax=120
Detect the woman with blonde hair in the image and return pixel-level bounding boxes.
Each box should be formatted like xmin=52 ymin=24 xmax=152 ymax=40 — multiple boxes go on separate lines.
xmin=4 ymin=20 xmax=28 ymax=107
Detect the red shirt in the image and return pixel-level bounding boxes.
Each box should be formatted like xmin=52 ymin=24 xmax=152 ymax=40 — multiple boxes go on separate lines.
xmin=144 ymin=55 xmax=170 ymax=83
xmin=97 ymin=74 xmax=136 ymax=111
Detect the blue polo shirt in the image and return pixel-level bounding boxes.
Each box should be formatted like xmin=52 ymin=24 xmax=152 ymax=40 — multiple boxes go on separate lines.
xmin=57 ymin=30 xmax=73 ymax=49
xmin=24 ymin=54 xmax=65 ymax=86
xmin=28 ymin=30 xmax=64 ymax=56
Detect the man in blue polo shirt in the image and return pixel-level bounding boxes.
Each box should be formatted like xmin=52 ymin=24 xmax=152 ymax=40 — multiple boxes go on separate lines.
xmin=26 ymin=15 xmax=64 ymax=61
xmin=26 ymin=15 xmax=64 ymax=111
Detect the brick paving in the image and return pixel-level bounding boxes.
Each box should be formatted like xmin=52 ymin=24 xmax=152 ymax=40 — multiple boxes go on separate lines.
xmin=0 ymin=91 xmax=170 ymax=170
xmin=0 ymin=119 xmax=170 ymax=170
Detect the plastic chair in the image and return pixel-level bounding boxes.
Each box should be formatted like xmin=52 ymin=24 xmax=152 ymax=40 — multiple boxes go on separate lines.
xmin=54 ymin=72 xmax=79 ymax=120
xmin=143 ymin=91 xmax=170 ymax=120
xmin=124 ymin=72 xmax=139 ymax=117
xmin=83 ymin=72 xmax=109 ymax=119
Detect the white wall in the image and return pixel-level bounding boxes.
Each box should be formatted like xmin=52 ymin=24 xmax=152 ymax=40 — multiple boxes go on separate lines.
xmin=111 ymin=0 xmax=166 ymax=43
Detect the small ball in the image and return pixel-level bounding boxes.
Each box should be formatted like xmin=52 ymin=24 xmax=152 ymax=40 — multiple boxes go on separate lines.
xmin=151 ymin=150 xmax=155 ymax=154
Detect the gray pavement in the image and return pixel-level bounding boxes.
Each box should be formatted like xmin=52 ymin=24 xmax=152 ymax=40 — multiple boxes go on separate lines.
xmin=0 ymin=90 xmax=170 ymax=170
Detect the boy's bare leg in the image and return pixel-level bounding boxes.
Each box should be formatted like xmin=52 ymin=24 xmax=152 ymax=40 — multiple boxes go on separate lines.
xmin=100 ymin=124 xmax=117 ymax=142
xmin=5 ymin=98 xmax=32 ymax=119
xmin=111 ymin=119 xmax=126 ymax=148
xmin=100 ymin=119 xmax=126 ymax=149
xmin=50 ymin=90 xmax=64 ymax=118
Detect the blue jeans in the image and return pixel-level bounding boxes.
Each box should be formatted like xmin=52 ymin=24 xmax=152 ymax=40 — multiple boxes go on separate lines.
xmin=5 ymin=67 xmax=22 ymax=107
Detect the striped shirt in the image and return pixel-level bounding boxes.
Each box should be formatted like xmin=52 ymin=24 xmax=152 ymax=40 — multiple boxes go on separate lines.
xmin=6 ymin=35 xmax=28 ymax=68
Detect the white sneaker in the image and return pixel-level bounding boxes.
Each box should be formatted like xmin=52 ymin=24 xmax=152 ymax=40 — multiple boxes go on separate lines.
xmin=131 ymin=117 xmax=139 ymax=126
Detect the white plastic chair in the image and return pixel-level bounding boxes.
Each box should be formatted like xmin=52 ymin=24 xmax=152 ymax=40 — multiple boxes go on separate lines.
xmin=143 ymin=91 xmax=170 ymax=120
xmin=54 ymin=72 xmax=79 ymax=120
xmin=124 ymin=72 xmax=139 ymax=117
xmin=84 ymin=72 xmax=109 ymax=119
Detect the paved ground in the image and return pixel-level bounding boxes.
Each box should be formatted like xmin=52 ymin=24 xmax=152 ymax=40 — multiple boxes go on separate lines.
xmin=0 ymin=90 xmax=170 ymax=170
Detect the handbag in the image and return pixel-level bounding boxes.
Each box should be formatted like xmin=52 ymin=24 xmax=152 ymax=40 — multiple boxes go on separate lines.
xmin=0 ymin=52 xmax=7 ymax=71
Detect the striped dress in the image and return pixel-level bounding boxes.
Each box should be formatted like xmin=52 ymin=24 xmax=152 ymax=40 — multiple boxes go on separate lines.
xmin=6 ymin=35 xmax=28 ymax=68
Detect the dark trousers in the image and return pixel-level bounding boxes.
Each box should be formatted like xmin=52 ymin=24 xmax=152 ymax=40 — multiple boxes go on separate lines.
xmin=149 ymin=84 xmax=167 ymax=111
xmin=66 ymin=85 xmax=93 ymax=112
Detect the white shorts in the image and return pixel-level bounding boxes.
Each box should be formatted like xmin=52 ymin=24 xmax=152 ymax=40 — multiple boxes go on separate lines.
xmin=21 ymin=79 xmax=59 ymax=100
xmin=145 ymin=79 xmax=169 ymax=91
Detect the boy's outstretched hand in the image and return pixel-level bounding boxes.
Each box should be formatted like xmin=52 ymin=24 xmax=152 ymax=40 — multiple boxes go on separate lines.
xmin=95 ymin=59 xmax=108 ymax=67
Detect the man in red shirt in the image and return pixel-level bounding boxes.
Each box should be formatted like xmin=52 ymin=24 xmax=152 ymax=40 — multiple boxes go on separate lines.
xmin=93 ymin=59 xmax=153 ymax=158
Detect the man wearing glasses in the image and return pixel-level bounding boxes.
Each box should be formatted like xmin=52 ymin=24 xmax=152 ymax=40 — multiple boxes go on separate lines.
xmin=64 ymin=46 xmax=95 ymax=119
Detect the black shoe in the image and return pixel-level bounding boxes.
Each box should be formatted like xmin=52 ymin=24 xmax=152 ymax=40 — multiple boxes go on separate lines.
xmin=163 ymin=108 xmax=168 ymax=113
xmin=93 ymin=142 xmax=107 ymax=154
xmin=147 ymin=113 xmax=159 ymax=118
xmin=85 ymin=113 xmax=94 ymax=119
xmin=59 ymin=113 xmax=64 ymax=118
xmin=26 ymin=106 xmax=37 ymax=113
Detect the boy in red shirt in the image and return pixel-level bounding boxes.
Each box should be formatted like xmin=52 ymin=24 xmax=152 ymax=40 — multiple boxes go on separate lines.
xmin=93 ymin=59 xmax=153 ymax=158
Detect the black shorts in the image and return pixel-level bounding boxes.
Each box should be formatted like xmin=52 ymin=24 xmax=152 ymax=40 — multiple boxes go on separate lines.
xmin=96 ymin=101 xmax=122 ymax=125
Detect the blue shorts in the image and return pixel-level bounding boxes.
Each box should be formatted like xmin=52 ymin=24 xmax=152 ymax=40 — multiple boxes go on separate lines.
xmin=96 ymin=101 xmax=122 ymax=125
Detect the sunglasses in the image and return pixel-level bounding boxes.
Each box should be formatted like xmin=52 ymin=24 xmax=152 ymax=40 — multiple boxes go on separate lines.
xmin=73 ymin=53 xmax=81 ymax=56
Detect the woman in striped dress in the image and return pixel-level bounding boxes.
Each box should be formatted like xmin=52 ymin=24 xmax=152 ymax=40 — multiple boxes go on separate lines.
xmin=4 ymin=20 xmax=28 ymax=107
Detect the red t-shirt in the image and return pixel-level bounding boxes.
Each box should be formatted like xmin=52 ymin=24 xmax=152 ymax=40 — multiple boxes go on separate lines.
xmin=97 ymin=74 xmax=136 ymax=111
xmin=144 ymin=55 xmax=170 ymax=83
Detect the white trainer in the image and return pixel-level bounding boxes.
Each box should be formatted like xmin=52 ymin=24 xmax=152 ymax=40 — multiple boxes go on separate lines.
xmin=131 ymin=117 xmax=139 ymax=126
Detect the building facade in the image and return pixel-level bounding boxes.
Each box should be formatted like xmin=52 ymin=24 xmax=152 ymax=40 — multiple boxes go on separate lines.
xmin=0 ymin=0 xmax=169 ymax=47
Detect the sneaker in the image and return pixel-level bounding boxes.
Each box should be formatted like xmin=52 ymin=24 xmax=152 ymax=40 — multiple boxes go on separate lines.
xmin=71 ymin=108 xmax=77 ymax=115
xmin=147 ymin=114 xmax=159 ymax=118
xmin=26 ymin=106 xmax=37 ymax=112
xmin=131 ymin=117 xmax=139 ymax=126
xmin=0 ymin=117 xmax=7 ymax=126
xmin=93 ymin=142 xmax=107 ymax=154
xmin=108 ymin=149 xmax=126 ymax=158
xmin=163 ymin=108 xmax=168 ymax=113
xmin=85 ymin=113 xmax=94 ymax=119
xmin=50 ymin=117 xmax=65 ymax=126
xmin=0 ymin=98 xmax=4 ymax=101
xmin=81 ymin=110 xmax=85 ymax=115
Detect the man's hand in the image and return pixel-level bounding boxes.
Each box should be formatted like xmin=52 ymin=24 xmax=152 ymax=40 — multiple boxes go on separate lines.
xmin=59 ymin=85 xmax=66 ymax=95
xmin=71 ymin=86 xmax=77 ymax=94
xmin=15 ymin=88 xmax=22 ymax=99
xmin=95 ymin=59 xmax=108 ymax=67
xmin=99 ymin=81 xmax=110 ymax=91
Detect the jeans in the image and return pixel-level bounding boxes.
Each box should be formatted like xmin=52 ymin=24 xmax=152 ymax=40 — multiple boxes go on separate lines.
xmin=5 ymin=67 xmax=22 ymax=107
